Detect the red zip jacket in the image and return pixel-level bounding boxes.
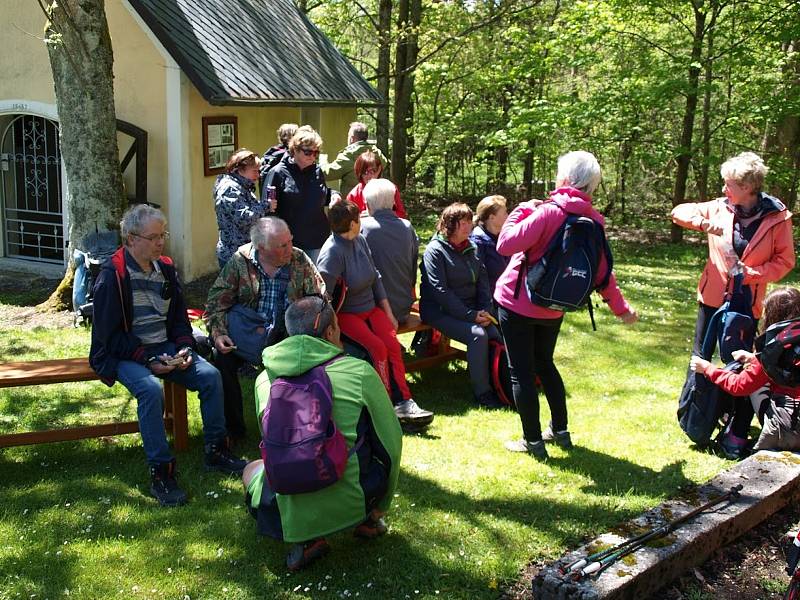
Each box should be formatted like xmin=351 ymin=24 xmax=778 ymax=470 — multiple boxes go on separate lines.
xmin=704 ymin=359 xmax=799 ymax=399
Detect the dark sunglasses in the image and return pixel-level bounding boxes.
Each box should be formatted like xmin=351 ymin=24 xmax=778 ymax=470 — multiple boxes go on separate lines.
xmin=299 ymin=147 xmax=320 ymax=157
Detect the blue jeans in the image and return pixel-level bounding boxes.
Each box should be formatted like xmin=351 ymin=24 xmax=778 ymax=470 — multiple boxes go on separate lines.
xmin=115 ymin=342 xmax=227 ymax=465
xmin=427 ymin=314 xmax=501 ymax=397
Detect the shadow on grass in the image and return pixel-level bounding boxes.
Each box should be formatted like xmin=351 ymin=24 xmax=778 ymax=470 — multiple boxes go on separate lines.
xmin=0 ymin=442 xmax=500 ymax=599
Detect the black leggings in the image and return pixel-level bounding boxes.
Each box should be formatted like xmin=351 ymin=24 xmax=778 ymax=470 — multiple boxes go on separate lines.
xmin=498 ymin=306 xmax=566 ymax=442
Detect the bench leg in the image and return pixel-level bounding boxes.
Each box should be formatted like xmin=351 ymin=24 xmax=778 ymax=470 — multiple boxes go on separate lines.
xmin=164 ymin=382 xmax=189 ymax=452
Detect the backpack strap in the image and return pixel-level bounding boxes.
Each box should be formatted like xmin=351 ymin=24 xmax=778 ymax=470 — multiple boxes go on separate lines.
xmin=512 ymin=201 xmax=567 ymax=300
xmin=318 ymin=353 xmax=365 ymax=456
xmin=700 ymin=304 xmax=728 ymax=360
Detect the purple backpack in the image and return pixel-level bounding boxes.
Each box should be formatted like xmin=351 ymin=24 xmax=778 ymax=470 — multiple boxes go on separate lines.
xmin=260 ymin=356 xmax=353 ymax=494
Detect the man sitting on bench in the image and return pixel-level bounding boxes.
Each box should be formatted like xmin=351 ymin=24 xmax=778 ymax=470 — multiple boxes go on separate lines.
xmin=89 ymin=204 xmax=246 ymax=507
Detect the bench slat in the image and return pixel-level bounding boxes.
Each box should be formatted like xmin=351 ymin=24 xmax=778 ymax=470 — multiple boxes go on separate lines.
xmin=0 ymin=358 xmax=189 ymax=451
xmin=0 ymin=357 xmax=97 ymax=387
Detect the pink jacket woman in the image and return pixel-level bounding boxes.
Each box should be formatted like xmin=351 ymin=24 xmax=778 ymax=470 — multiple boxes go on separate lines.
xmin=494 ymin=187 xmax=632 ymax=320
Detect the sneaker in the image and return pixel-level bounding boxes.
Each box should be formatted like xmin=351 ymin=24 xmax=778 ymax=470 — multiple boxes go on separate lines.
xmin=354 ymin=516 xmax=388 ymax=539
xmin=394 ymin=399 xmax=434 ymax=427
xmin=718 ymin=433 xmax=749 ymax=460
xmin=149 ymin=459 xmax=188 ymax=507
xmin=204 ymin=440 xmax=247 ymax=474
xmin=504 ymin=439 xmax=548 ymax=460
xmin=286 ymin=538 xmax=330 ymax=571
xmin=476 ymin=390 xmax=505 ymax=410
xmin=542 ymin=425 xmax=573 ymax=449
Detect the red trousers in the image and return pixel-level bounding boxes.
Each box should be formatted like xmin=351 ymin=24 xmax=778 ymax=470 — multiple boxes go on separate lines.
xmin=337 ymin=306 xmax=412 ymax=401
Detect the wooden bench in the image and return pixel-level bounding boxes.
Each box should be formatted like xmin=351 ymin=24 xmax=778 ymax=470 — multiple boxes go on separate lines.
xmin=0 ymin=357 xmax=189 ymax=451
xmin=397 ymin=312 xmax=466 ymax=372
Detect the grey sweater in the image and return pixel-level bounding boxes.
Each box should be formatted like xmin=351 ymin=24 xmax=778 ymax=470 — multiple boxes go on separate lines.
xmin=317 ymin=233 xmax=387 ymax=314
xmin=361 ymin=209 xmax=419 ymax=323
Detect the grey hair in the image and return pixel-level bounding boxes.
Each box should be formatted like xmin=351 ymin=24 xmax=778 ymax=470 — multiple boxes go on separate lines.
xmin=348 ymin=121 xmax=368 ymax=142
xmin=285 ymin=296 xmax=334 ymax=337
xmin=250 ymin=217 xmax=290 ymax=249
xmin=556 ymin=151 xmax=602 ymax=195
xmin=720 ymin=152 xmax=768 ymax=192
xmin=277 ymin=123 xmax=298 ymax=146
xmin=121 ymin=204 xmax=166 ymax=242
xmin=363 ymin=178 xmax=396 ymax=213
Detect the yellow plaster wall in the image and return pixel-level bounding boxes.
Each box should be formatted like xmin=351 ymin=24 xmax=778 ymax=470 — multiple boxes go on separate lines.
xmin=186 ymin=88 xmax=355 ymax=280
xmin=106 ymin=2 xmax=168 ymax=215
xmin=0 ymin=2 xmax=168 ymax=245
xmin=0 ymin=2 xmax=55 ymax=104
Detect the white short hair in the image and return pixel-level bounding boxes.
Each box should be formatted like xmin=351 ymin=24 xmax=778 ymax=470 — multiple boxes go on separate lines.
xmin=363 ymin=178 xmax=397 ymax=213
xmin=121 ymin=204 xmax=165 ymax=241
xmin=720 ymin=152 xmax=768 ymax=192
xmin=556 ymin=151 xmax=602 ymax=194
xmin=250 ymin=217 xmax=290 ymax=249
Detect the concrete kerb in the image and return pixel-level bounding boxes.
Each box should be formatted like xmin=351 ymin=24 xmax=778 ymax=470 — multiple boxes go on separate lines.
xmin=532 ymin=450 xmax=800 ymax=599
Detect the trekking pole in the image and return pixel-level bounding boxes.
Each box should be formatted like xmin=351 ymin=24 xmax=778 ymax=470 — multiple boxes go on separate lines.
xmin=559 ymin=525 xmax=660 ymax=575
xmin=570 ymin=484 xmax=742 ymax=581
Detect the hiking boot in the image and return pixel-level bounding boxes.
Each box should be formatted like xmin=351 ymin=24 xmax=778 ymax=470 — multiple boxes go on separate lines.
xmin=394 ymin=399 xmax=434 ymax=427
xmin=204 ymin=439 xmax=247 ymax=475
xmin=476 ymin=390 xmax=505 ymax=410
xmin=542 ymin=425 xmax=573 ymax=449
xmin=504 ymin=439 xmax=548 ymax=460
xmin=149 ymin=459 xmax=188 ymax=507
xmin=354 ymin=516 xmax=388 ymax=539
xmin=286 ymin=538 xmax=330 ymax=571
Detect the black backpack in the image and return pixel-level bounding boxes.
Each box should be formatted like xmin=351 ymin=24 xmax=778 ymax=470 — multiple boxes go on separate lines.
xmin=758 ymin=318 xmax=800 ymax=387
xmin=514 ymin=203 xmax=613 ymax=329
xmin=677 ymin=275 xmax=754 ymax=446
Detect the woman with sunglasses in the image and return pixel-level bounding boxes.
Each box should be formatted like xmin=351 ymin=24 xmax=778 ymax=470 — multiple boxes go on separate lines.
xmin=262 ymin=126 xmax=335 ymax=264
xmin=213 ymin=149 xmax=269 ymax=269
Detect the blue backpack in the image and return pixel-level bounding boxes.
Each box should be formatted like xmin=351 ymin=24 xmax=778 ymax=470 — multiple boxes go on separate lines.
xmin=514 ymin=203 xmax=613 ymax=329
xmin=677 ymin=274 xmax=755 ymax=446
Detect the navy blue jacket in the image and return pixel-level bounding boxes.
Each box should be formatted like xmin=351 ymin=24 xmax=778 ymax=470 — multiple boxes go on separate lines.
xmin=469 ymin=225 xmax=509 ymax=298
xmin=419 ymin=234 xmax=491 ymax=324
xmin=263 ymin=154 xmax=330 ymax=250
xmin=89 ymin=247 xmax=194 ymax=385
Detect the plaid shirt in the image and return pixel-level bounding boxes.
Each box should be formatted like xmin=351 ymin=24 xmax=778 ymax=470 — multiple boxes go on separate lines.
xmin=251 ymin=247 xmax=290 ymax=326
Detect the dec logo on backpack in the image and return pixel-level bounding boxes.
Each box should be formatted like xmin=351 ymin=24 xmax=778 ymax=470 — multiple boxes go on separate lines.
xmin=260 ymin=356 xmax=359 ymax=495
xmin=514 ymin=203 xmax=613 ymax=327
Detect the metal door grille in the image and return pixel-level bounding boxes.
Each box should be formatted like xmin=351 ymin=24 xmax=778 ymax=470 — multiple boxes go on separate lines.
xmin=0 ymin=115 xmax=64 ymax=263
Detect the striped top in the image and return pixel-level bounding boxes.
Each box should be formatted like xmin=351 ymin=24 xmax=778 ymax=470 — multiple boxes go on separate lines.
xmin=125 ymin=249 xmax=170 ymax=345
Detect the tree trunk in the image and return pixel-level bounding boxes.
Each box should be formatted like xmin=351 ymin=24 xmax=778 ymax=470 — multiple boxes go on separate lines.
xmin=391 ymin=0 xmax=421 ymax=194
xmin=522 ymin=140 xmax=535 ymax=199
xmin=39 ymin=0 xmax=125 ymax=311
xmin=671 ymin=3 xmax=706 ymax=243
xmin=376 ymin=0 xmax=392 ymax=158
xmin=764 ymin=40 xmax=800 ymax=210
xmin=697 ymin=26 xmax=715 ymax=202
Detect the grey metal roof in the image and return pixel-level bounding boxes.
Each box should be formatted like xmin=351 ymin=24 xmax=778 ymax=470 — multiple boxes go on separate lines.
xmin=127 ymin=0 xmax=382 ymax=106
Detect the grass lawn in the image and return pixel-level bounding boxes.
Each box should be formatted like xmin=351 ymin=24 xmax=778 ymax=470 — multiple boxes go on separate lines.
xmin=1 ymin=232 xmax=793 ymax=600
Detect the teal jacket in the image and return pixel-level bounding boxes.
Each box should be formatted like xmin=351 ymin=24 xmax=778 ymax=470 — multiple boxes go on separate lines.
xmin=251 ymin=335 xmax=402 ymax=542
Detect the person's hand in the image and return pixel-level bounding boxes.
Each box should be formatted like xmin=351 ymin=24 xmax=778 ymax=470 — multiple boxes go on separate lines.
xmin=702 ymin=219 xmax=724 ymax=236
xmin=149 ymin=355 xmax=176 ymax=375
xmin=732 ymin=349 xmax=755 ymax=365
xmin=475 ymin=310 xmax=493 ymax=327
xmin=329 ymin=191 xmax=343 ymax=207
xmin=619 ymin=309 xmax=638 ymax=325
xmin=214 ymin=334 xmax=237 ymax=354
xmin=690 ymin=355 xmax=710 ymax=373
xmin=175 ymin=347 xmax=193 ymax=371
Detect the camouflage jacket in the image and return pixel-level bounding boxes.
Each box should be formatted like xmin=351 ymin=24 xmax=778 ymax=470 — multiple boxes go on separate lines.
xmin=321 ymin=140 xmax=389 ymax=199
xmin=203 ymin=243 xmax=325 ymax=339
